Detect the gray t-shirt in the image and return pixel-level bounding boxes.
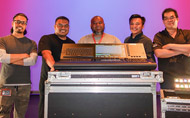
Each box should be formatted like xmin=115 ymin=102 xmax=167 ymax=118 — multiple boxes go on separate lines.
xmin=0 ymin=35 xmax=37 ymax=85
xmin=78 ymin=33 xmax=121 ymax=44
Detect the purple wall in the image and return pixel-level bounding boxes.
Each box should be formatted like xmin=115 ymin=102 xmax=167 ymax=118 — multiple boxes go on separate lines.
xmin=0 ymin=0 xmax=190 ymax=91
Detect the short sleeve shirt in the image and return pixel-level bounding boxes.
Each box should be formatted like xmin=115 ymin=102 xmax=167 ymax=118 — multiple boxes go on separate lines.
xmin=153 ymin=29 xmax=190 ymax=77
xmin=38 ymin=34 xmax=75 ymax=81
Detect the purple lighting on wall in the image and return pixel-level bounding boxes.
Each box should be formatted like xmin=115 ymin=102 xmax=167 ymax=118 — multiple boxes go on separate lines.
xmin=0 ymin=0 xmax=190 ymax=91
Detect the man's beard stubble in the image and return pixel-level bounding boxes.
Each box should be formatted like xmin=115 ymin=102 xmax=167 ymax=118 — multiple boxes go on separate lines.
xmin=92 ymin=28 xmax=105 ymax=35
xmin=15 ymin=27 xmax=24 ymax=34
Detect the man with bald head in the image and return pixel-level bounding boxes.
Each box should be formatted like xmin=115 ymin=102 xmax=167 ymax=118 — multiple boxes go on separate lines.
xmin=78 ymin=16 xmax=121 ymax=44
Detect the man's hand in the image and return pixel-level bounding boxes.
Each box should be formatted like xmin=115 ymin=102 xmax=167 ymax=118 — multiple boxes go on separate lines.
xmin=50 ymin=66 xmax=55 ymax=72
xmin=20 ymin=53 xmax=30 ymax=59
xmin=162 ymin=44 xmax=175 ymax=50
xmin=162 ymin=44 xmax=190 ymax=57
xmin=10 ymin=53 xmax=30 ymax=64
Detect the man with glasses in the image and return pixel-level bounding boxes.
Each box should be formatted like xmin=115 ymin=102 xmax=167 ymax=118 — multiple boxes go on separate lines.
xmin=78 ymin=16 xmax=121 ymax=44
xmin=153 ymin=8 xmax=190 ymax=89
xmin=0 ymin=13 xmax=37 ymax=118
xmin=38 ymin=16 xmax=75 ymax=118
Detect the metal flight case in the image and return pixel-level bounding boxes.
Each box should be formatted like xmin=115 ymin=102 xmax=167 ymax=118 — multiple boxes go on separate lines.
xmin=160 ymin=89 xmax=190 ymax=118
xmin=45 ymin=71 xmax=163 ymax=118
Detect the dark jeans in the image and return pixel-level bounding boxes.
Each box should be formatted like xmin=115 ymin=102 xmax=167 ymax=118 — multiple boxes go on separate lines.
xmin=38 ymin=78 xmax=45 ymax=118
xmin=160 ymin=74 xmax=176 ymax=89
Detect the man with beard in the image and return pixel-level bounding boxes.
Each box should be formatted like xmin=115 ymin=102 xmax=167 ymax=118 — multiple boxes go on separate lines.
xmin=153 ymin=8 xmax=190 ymax=89
xmin=124 ymin=14 xmax=155 ymax=62
xmin=0 ymin=13 xmax=37 ymax=118
xmin=78 ymin=16 xmax=121 ymax=44
xmin=38 ymin=16 xmax=75 ymax=118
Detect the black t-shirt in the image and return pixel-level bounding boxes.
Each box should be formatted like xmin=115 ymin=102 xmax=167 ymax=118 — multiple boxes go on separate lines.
xmin=124 ymin=32 xmax=155 ymax=62
xmin=153 ymin=29 xmax=190 ymax=89
xmin=38 ymin=34 xmax=75 ymax=81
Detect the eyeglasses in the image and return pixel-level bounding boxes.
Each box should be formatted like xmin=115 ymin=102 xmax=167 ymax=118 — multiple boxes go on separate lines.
xmin=56 ymin=24 xmax=69 ymax=28
xmin=13 ymin=20 xmax=27 ymax=25
xmin=163 ymin=16 xmax=176 ymax=21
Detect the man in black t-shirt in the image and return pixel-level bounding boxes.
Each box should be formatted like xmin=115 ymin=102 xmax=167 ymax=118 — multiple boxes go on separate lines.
xmin=153 ymin=8 xmax=190 ymax=89
xmin=124 ymin=14 xmax=155 ymax=62
xmin=38 ymin=16 xmax=75 ymax=118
